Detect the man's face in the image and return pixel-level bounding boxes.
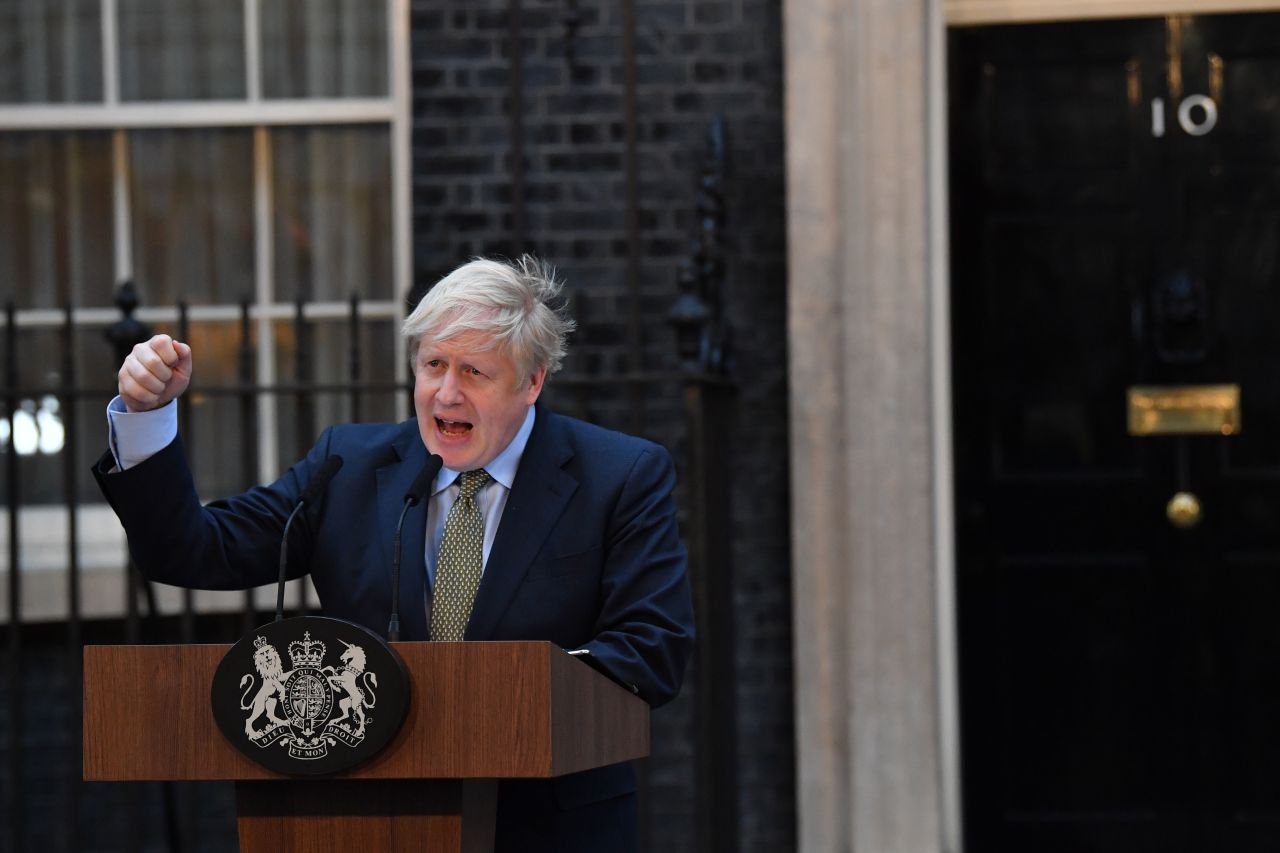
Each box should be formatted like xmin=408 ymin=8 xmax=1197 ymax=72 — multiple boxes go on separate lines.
xmin=413 ymin=332 xmax=546 ymax=472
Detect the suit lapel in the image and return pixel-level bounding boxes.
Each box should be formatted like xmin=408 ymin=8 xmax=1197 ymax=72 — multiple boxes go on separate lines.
xmin=465 ymin=408 xmax=578 ymax=640
xmin=376 ymin=424 xmax=431 ymax=641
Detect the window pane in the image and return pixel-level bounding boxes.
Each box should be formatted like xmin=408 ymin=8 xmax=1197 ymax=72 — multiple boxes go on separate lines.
xmin=0 ymin=320 xmax=267 ymax=507
xmin=272 ymin=319 xmax=399 ymax=468
xmin=0 ymin=0 xmax=102 ymax=103
xmin=0 ymin=326 xmax=118 ymax=506
xmin=153 ymin=319 xmax=260 ymax=498
xmin=128 ymin=129 xmax=254 ymax=307
xmin=118 ymin=0 xmax=245 ymax=101
xmin=0 ymin=132 xmax=114 ymax=309
xmin=260 ymin=0 xmax=388 ymax=99
xmin=272 ymin=126 xmax=392 ymax=302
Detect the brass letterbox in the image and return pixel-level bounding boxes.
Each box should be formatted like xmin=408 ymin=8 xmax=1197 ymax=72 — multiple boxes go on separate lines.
xmin=1127 ymin=384 xmax=1240 ymax=436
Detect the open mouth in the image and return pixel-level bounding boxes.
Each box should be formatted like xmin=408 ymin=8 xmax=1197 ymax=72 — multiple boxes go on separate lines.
xmin=436 ymin=417 xmax=473 ymax=437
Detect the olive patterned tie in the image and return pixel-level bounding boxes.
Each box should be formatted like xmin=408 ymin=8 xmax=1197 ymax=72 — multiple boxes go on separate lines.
xmin=430 ymin=469 xmax=491 ymax=641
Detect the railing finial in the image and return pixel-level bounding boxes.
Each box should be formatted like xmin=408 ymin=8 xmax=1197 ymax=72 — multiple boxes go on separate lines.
xmin=105 ymin=280 xmax=152 ymax=366
xmin=670 ymin=115 xmax=730 ymax=376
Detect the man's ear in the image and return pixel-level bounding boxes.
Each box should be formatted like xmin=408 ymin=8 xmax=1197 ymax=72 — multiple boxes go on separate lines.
xmin=524 ymin=366 xmax=548 ymax=404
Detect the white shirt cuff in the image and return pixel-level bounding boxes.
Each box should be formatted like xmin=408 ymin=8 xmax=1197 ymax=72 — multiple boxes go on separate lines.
xmin=107 ymin=396 xmax=178 ymax=471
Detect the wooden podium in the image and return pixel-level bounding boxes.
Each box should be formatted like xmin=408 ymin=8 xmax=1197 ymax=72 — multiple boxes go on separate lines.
xmin=83 ymin=641 xmax=649 ymax=853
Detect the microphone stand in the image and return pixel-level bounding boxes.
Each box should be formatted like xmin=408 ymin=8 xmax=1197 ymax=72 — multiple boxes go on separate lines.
xmin=389 ymin=455 xmax=443 ymax=641
xmin=388 ymin=500 xmax=415 ymax=641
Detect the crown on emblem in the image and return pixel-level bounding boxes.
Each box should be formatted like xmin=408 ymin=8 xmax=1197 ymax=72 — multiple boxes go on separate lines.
xmin=288 ymin=631 xmax=326 ymax=668
xmin=253 ymin=635 xmax=269 ymax=650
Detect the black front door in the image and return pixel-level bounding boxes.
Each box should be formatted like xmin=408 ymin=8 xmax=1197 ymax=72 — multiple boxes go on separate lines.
xmin=951 ymin=13 xmax=1280 ymax=852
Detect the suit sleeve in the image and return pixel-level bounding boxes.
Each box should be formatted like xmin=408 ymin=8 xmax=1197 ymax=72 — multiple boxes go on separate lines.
xmin=582 ymin=445 xmax=695 ymax=708
xmin=92 ymin=429 xmax=336 ymax=590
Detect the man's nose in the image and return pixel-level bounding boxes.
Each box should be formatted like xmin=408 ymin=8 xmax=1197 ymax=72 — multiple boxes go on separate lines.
xmin=436 ymin=370 xmax=462 ymax=404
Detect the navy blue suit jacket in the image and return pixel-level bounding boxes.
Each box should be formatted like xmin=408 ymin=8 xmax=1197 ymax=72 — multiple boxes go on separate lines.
xmin=94 ymin=405 xmax=695 ymax=852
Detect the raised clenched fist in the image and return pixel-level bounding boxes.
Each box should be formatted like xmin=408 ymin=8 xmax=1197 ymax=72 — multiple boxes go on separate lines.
xmin=118 ymin=334 xmax=193 ymax=413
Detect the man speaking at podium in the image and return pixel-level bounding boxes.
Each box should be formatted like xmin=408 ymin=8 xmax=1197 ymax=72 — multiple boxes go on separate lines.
xmin=93 ymin=256 xmax=695 ymax=853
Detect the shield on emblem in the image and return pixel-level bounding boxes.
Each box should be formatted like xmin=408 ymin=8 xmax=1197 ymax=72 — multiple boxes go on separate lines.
xmin=288 ymin=669 xmax=331 ymax=726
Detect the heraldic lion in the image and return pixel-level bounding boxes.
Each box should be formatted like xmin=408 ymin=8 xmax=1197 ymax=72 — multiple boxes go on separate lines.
xmin=240 ymin=641 xmax=290 ymax=739
xmin=326 ymin=639 xmax=377 ymax=737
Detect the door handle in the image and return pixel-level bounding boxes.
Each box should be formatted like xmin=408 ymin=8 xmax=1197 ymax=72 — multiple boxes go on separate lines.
xmin=1167 ymin=491 xmax=1202 ymax=529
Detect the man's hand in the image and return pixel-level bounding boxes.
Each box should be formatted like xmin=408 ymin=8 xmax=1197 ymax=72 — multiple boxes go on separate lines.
xmin=118 ymin=334 xmax=192 ymax=413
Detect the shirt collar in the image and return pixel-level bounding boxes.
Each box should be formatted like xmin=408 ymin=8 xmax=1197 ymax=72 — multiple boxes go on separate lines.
xmin=432 ymin=405 xmax=536 ymax=495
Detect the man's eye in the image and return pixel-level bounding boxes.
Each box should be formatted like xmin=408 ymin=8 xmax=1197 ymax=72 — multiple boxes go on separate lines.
xmin=469 ymin=367 xmax=484 ymax=377
xmin=425 ymin=359 xmax=442 ymax=369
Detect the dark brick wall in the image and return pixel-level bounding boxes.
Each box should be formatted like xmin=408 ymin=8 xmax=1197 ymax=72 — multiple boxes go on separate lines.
xmin=410 ymin=2 xmax=793 ymax=851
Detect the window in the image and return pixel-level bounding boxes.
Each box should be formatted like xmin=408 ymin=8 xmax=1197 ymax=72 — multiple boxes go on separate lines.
xmin=0 ymin=0 xmax=411 ymax=619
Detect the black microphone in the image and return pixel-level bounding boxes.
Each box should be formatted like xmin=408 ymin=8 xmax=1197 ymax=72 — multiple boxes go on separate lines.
xmin=388 ymin=454 xmax=443 ymax=641
xmin=275 ymin=455 xmax=344 ymax=622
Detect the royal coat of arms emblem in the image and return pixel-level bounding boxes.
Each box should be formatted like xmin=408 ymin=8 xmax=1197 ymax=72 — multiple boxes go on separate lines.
xmin=212 ymin=616 xmax=409 ymax=775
